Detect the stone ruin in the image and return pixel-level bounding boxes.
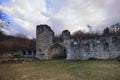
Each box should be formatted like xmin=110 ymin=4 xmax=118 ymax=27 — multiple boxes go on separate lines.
xmin=2 ymin=49 xmax=36 ymax=58
xmin=36 ymin=24 xmax=120 ymax=60
xmin=20 ymin=49 xmax=36 ymax=58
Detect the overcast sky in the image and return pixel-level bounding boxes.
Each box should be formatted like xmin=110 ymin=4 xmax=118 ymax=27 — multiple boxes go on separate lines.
xmin=0 ymin=0 xmax=120 ymax=38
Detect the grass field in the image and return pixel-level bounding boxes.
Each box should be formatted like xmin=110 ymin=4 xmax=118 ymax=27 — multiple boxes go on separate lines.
xmin=0 ymin=60 xmax=120 ymax=80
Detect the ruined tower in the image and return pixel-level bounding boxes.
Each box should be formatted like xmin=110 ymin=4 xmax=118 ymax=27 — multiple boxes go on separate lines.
xmin=36 ymin=24 xmax=54 ymax=60
xmin=62 ymin=30 xmax=71 ymax=42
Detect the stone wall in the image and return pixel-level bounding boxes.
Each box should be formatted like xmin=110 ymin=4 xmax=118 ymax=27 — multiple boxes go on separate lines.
xmin=36 ymin=25 xmax=120 ymax=60
xmin=20 ymin=50 xmax=36 ymax=58
xmin=66 ymin=36 xmax=120 ymax=60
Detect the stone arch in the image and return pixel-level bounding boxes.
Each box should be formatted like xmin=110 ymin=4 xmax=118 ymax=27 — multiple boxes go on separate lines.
xmin=22 ymin=50 xmax=26 ymax=55
xmin=85 ymin=43 xmax=90 ymax=47
xmin=28 ymin=50 xmax=32 ymax=55
xmin=48 ymin=43 xmax=67 ymax=59
xmin=103 ymin=42 xmax=109 ymax=51
xmin=84 ymin=43 xmax=90 ymax=51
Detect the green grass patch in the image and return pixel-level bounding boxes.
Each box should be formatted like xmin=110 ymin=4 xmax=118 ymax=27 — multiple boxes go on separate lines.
xmin=0 ymin=60 xmax=120 ymax=80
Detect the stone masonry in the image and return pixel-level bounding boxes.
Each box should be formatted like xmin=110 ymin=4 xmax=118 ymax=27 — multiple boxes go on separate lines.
xmin=36 ymin=24 xmax=120 ymax=60
xmin=36 ymin=25 xmax=54 ymax=60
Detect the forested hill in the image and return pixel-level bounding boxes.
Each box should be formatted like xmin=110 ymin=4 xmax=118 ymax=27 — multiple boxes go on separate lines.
xmin=0 ymin=30 xmax=35 ymax=55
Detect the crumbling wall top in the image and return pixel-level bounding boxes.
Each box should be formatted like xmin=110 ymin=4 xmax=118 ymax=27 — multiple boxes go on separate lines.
xmin=37 ymin=24 xmax=54 ymax=34
xmin=62 ymin=30 xmax=71 ymax=40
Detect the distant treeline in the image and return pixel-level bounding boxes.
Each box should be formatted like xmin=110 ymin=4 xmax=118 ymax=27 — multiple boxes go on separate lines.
xmin=0 ymin=30 xmax=35 ymax=55
xmin=54 ymin=23 xmax=120 ymax=42
xmin=72 ymin=23 xmax=120 ymax=39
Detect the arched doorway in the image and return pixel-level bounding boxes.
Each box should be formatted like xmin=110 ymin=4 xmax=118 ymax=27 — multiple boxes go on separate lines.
xmin=48 ymin=43 xmax=67 ymax=60
xmin=103 ymin=42 xmax=109 ymax=51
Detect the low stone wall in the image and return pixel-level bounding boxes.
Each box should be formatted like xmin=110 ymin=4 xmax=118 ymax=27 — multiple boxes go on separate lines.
xmin=1 ymin=50 xmax=36 ymax=59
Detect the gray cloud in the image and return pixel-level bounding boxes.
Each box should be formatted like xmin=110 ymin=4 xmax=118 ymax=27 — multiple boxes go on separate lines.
xmin=0 ymin=0 xmax=120 ymax=38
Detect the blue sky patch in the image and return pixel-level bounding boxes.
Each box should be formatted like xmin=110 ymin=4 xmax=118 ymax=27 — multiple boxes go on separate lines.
xmin=0 ymin=0 xmax=10 ymax=5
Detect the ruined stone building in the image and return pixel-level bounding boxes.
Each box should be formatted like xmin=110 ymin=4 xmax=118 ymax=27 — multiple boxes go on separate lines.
xmin=36 ymin=24 xmax=120 ymax=60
